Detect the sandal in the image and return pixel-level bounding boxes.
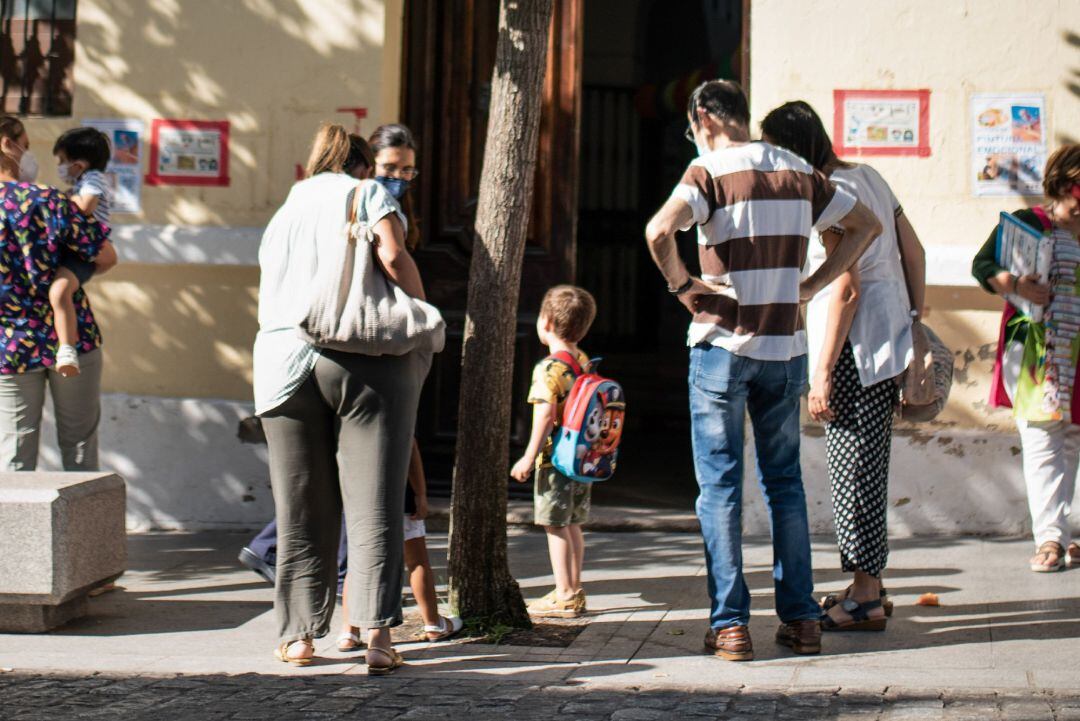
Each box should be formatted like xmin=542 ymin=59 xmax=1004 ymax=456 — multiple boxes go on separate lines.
xmin=424 ymin=615 xmax=463 ymax=642
xmin=821 ymin=585 xmax=893 ymax=618
xmin=1030 ymin=541 xmax=1066 ymax=573
xmin=821 ymin=598 xmax=887 ymax=632
xmin=1067 ymin=543 xmax=1080 ymax=569
xmin=365 ymin=646 xmax=404 ymax=676
xmin=337 ymin=630 xmax=364 ymax=652
xmin=274 ymin=639 xmax=314 ymax=666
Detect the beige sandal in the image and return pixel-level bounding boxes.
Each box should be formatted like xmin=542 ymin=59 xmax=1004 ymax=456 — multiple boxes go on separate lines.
xmin=337 ymin=630 xmax=363 ymax=652
xmin=274 ymin=639 xmax=314 ymax=666
xmin=1030 ymin=541 xmax=1065 ymax=573
xmin=1068 ymin=543 xmax=1080 ymax=568
xmin=365 ymin=646 xmax=404 ymax=676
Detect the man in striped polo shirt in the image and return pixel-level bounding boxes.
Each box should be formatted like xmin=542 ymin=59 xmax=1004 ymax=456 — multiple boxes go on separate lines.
xmin=644 ymin=80 xmax=881 ymax=661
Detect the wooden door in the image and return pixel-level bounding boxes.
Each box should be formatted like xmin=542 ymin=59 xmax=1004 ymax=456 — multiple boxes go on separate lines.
xmin=401 ymin=0 xmax=583 ymax=495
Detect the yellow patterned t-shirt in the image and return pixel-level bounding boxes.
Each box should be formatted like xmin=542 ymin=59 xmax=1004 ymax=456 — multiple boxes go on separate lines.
xmin=527 ymin=350 xmax=589 ymax=466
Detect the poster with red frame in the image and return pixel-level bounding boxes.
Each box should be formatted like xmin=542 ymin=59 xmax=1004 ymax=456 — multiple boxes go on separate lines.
xmin=833 ymin=90 xmax=930 ymax=158
xmin=145 ymin=119 xmax=230 ymax=186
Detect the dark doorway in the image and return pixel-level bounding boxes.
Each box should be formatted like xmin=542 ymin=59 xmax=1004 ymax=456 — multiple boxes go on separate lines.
xmin=401 ymin=0 xmax=583 ymax=499
xmin=575 ymin=0 xmax=746 ymax=510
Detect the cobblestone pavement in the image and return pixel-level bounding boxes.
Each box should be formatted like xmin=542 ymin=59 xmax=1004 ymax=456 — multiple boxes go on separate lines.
xmin=5 ymin=672 xmax=1080 ymax=721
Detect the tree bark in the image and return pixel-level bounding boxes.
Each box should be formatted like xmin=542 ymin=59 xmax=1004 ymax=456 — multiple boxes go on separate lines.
xmin=447 ymin=0 xmax=555 ymax=628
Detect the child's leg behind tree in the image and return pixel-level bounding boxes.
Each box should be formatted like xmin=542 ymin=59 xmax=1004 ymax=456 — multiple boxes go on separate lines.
xmin=404 ymin=536 xmax=441 ymax=627
xmin=49 ymin=267 xmax=81 ymax=348
xmin=544 ymin=525 xmax=577 ymax=598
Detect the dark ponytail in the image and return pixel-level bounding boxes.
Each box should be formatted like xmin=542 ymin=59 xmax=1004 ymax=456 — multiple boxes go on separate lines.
xmin=760 ymin=101 xmax=836 ymax=172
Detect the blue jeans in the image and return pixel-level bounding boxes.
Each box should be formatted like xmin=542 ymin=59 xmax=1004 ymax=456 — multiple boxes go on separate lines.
xmin=689 ymin=344 xmax=818 ymax=629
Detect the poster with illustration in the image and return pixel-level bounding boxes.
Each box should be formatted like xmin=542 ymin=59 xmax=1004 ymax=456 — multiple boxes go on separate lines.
xmin=833 ymin=89 xmax=931 ymax=157
xmin=146 ymin=119 xmax=230 ymax=187
xmin=971 ymin=94 xmax=1046 ymax=197
xmin=81 ymin=118 xmax=143 ymax=213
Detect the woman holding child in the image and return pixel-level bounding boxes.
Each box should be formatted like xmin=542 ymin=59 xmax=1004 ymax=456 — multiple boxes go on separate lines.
xmin=761 ymin=102 xmax=927 ymax=632
xmin=0 ymin=115 xmax=117 ymax=472
xmin=254 ymin=123 xmax=432 ymax=672
xmin=971 ymin=145 xmax=1080 ymax=573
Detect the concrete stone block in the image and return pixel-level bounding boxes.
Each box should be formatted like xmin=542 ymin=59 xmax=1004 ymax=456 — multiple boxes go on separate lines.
xmin=0 ymin=472 xmax=126 ymax=632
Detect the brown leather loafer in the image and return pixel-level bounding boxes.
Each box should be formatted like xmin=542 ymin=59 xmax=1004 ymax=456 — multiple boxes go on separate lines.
xmin=704 ymin=624 xmax=754 ymax=661
xmin=775 ymin=619 xmax=821 ymax=655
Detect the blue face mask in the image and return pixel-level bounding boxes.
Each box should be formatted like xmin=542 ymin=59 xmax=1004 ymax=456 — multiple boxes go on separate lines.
xmin=375 ymin=176 xmax=410 ymax=200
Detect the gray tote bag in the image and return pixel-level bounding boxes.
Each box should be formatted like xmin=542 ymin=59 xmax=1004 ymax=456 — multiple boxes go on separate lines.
xmin=297 ymin=181 xmax=446 ymax=356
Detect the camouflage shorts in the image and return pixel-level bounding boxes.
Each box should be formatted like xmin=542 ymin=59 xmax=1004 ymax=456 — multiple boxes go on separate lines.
xmin=533 ymin=464 xmax=591 ymax=527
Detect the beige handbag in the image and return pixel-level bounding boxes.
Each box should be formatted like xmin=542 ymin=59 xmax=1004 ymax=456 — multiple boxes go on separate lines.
xmin=297 ymin=182 xmax=446 ymax=356
xmin=896 ymin=225 xmax=953 ymax=422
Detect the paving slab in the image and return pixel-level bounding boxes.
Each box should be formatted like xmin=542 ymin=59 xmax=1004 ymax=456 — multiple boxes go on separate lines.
xmin=0 ymin=528 xmax=1077 ymax=701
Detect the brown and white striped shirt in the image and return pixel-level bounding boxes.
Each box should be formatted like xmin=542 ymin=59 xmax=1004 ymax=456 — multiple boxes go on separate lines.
xmin=672 ymin=142 xmax=856 ymax=361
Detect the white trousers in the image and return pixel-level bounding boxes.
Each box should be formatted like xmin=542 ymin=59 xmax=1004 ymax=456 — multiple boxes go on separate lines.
xmin=1016 ymin=418 xmax=1080 ymax=548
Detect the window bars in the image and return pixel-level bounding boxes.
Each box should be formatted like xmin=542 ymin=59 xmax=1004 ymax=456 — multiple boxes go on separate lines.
xmin=1 ymin=0 xmax=76 ymax=116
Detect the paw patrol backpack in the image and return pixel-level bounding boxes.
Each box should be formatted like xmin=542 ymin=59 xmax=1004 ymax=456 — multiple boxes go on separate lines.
xmin=548 ymin=351 xmax=626 ymax=483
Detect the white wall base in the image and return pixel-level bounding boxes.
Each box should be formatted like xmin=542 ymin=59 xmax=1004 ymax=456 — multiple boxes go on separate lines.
xmin=39 ymin=394 xmax=272 ymax=532
xmin=34 ymin=394 xmax=1073 ymax=538
xmin=754 ymin=426 xmax=1072 ymax=539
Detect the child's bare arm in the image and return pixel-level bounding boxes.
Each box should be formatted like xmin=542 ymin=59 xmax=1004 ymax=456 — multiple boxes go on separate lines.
xmin=510 ymin=403 xmax=556 ymax=482
xmin=70 ymin=193 xmax=99 ymax=218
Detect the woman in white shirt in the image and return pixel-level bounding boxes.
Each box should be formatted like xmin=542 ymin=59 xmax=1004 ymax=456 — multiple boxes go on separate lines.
xmin=253 ymin=124 xmax=429 ymax=672
xmin=762 ymin=101 xmax=927 ymax=633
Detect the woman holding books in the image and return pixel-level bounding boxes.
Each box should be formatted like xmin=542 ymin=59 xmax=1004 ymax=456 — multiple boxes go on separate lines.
xmin=972 ymin=144 xmax=1080 ymax=573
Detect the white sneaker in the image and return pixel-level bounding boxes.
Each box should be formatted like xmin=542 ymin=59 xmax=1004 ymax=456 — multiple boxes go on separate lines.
xmin=55 ymin=344 xmax=81 ymax=377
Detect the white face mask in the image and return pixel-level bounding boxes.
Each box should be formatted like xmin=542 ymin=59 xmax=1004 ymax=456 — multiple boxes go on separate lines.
xmin=695 ymin=139 xmax=711 ymax=157
xmin=18 ymin=149 xmax=38 ymax=183
xmin=57 ymin=162 xmax=77 ymax=185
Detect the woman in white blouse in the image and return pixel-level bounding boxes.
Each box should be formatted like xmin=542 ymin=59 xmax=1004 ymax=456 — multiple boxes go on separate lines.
xmin=253 ymin=124 xmax=429 ymax=672
xmin=762 ymin=101 xmax=927 ymax=633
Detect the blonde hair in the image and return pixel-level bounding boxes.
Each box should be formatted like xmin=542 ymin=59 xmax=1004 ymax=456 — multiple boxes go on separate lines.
xmin=540 ymin=285 xmax=597 ymax=343
xmin=305 ymin=122 xmax=352 ymax=176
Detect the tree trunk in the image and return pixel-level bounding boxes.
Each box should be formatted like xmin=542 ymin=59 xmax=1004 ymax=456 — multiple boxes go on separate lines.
xmin=447 ymin=0 xmax=555 ymax=628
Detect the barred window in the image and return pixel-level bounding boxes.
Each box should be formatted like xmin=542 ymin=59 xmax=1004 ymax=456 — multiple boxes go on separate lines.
xmin=1 ymin=0 xmax=76 ymax=116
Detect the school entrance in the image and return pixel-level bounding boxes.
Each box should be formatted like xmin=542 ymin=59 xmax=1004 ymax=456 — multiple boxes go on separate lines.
xmin=401 ymin=0 xmax=748 ymax=507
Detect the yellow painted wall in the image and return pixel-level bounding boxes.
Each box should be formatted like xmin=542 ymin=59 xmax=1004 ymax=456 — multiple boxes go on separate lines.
xmin=17 ymin=0 xmax=404 ymax=400
xmin=751 ymin=0 xmax=1080 ymax=430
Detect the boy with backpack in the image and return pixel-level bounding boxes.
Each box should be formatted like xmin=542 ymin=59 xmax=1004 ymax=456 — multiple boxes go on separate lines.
xmin=511 ymin=285 xmax=623 ymax=618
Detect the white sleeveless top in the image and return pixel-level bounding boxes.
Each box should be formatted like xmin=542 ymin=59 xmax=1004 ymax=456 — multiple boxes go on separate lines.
xmin=805 ymin=164 xmax=914 ymax=387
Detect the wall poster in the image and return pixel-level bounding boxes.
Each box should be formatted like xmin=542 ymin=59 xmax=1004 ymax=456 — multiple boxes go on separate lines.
xmin=81 ymin=118 xmax=143 ymax=213
xmin=971 ymin=93 xmax=1046 ymax=197
xmin=833 ymin=89 xmax=931 ymax=157
xmin=146 ymin=119 xmax=230 ymax=187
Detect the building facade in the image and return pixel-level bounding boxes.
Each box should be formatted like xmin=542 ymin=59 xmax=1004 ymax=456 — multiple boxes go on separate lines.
xmin=4 ymin=0 xmax=1078 ymax=533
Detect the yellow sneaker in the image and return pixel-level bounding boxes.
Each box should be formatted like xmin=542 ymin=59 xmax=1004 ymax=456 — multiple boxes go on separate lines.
xmin=527 ymin=589 xmax=580 ymax=618
xmin=573 ymin=588 xmax=587 ymax=614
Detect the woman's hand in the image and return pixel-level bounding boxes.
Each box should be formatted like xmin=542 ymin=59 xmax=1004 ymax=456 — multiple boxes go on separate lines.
xmin=1016 ymin=274 xmax=1050 ymax=305
xmin=808 ymin=368 xmax=834 ymax=422
xmin=411 ymin=493 xmax=429 ymax=521
xmin=510 ymin=455 xmax=535 ymax=483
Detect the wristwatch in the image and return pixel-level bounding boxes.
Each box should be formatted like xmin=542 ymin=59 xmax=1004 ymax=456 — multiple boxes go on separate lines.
xmin=669 ymin=278 xmax=694 ymax=295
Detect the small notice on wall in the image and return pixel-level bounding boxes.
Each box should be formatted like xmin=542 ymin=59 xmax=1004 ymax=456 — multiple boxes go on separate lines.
xmin=81 ymin=118 xmax=143 ymax=213
xmin=971 ymin=93 xmax=1046 ymax=197
xmin=146 ymin=119 xmax=230 ymax=187
xmin=833 ymin=89 xmax=931 ymax=157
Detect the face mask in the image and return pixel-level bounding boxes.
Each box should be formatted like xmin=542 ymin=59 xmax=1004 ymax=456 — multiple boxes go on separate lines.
xmin=375 ymin=175 xmax=410 ymax=200
xmin=57 ymin=162 xmax=77 ymax=185
xmin=695 ymin=139 xmax=711 ymax=157
xmin=18 ymin=149 xmax=38 ymax=183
